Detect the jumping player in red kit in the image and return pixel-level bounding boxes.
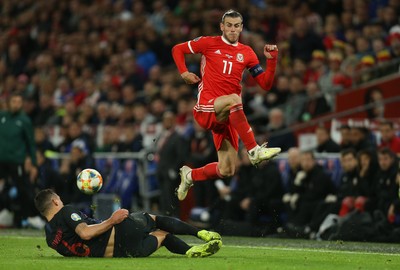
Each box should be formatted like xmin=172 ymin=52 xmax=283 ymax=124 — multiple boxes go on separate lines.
xmin=172 ymin=9 xmax=281 ymax=200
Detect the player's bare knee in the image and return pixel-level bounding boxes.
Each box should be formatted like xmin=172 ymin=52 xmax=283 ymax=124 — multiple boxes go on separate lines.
xmin=228 ymin=94 xmax=241 ymax=106
xmin=218 ymin=166 xmax=235 ymax=178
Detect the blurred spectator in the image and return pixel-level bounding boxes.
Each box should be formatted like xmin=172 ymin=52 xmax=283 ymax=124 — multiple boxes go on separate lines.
xmin=94 ymin=102 xmax=116 ymax=125
xmin=5 ymin=44 xmax=25 ymax=76
xmin=364 ymin=87 xmax=385 ymax=119
xmin=121 ymin=57 xmax=145 ymax=92
xmin=304 ymin=50 xmax=328 ymax=83
xmin=315 ymin=125 xmax=341 ymax=153
xmin=265 ymin=108 xmax=297 ymax=152
xmin=319 ymin=51 xmax=351 ymax=109
xmin=305 ymin=148 xmax=369 ymax=236
xmin=339 ymin=124 xmax=352 ymax=150
xmin=378 ymin=120 xmax=400 ymax=155
xmin=336 ymin=149 xmax=371 ymax=217
xmin=57 ymin=122 xmax=94 ymax=154
xmin=117 ymin=126 xmax=142 ymax=152
xmin=265 ymin=74 xmax=290 ymax=108
xmin=155 ymin=111 xmax=188 ymax=217
xmin=388 ymin=161 xmax=400 ymax=225
xmin=282 ymin=147 xmax=302 ymax=192
xmin=357 ymin=55 xmax=376 ymax=83
xmin=34 ymin=127 xmax=55 ymax=153
xmin=371 ymin=148 xmax=399 ymax=222
xmin=53 ymin=77 xmax=74 ymax=109
xmin=284 ymin=75 xmax=308 ymax=126
xmin=388 ymin=25 xmax=400 ymax=58
xmin=289 ymin=17 xmax=325 ymax=62
xmin=135 ymin=40 xmax=158 ymax=78
xmin=357 ymin=148 xmax=379 ymax=199
xmin=34 ymin=149 xmax=61 ymax=192
xmin=282 ymin=151 xmax=336 ymax=238
xmin=222 ymin=148 xmax=284 ymax=230
xmin=34 ymin=94 xmax=55 ymax=126
xmin=349 ymin=126 xmax=376 ymax=152
xmin=95 ymin=126 xmax=120 ymax=153
xmin=298 ymin=81 xmax=331 ymax=122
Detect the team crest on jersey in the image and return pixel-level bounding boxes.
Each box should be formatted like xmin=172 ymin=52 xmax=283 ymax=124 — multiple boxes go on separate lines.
xmin=71 ymin=213 xmax=82 ymax=221
xmin=236 ymin=53 xmax=244 ymax=62
xmin=193 ymin=36 xmax=202 ymax=42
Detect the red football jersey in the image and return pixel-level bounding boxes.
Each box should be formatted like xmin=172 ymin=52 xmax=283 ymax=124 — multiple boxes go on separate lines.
xmin=186 ymin=36 xmax=260 ymax=103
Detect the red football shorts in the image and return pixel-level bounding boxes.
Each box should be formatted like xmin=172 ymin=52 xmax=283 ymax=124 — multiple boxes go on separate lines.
xmin=193 ymin=104 xmax=239 ymax=151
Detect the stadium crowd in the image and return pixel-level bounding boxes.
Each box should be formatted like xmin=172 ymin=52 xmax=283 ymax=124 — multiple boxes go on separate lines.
xmin=0 ymin=0 xmax=400 ymax=241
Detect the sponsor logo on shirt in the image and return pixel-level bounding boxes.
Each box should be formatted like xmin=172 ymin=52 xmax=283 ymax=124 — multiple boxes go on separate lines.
xmin=225 ymin=54 xmax=233 ymax=59
xmin=71 ymin=213 xmax=82 ymax=221
xmin=214 ymin=49 xmax=221 ymax=55
xmin=236 ymin=53 xmax=244 ymax=62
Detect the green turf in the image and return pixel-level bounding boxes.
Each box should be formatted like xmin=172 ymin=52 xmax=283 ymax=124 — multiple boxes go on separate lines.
xmin=1 ymin=230 xmax=400 ymax=270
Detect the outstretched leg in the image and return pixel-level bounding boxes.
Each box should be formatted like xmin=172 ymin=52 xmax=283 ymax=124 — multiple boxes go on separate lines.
xmin=150 ymin=215 xmax=222 ymax=257
xmin=154 ymin=215 xmax=221 ymax=242
xmin=162 ymin=234 xmax=222 ymax=258
xmin=176 ymin=140 xmax=237 ymax=201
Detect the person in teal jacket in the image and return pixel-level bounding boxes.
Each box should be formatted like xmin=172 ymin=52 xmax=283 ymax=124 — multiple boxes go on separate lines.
xmin=0 ymin=92 xmax=38 ymax=227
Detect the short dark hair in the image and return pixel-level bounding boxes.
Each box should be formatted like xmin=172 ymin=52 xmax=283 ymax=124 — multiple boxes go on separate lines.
xmin=7 ymin=91 xmax=24 ymax=103
xmin=341 ymin=148 xmax=357 ymax=158
xmin=301 ymin=150 xmax=315 ymax=160
xmin=378 ymin=147 xmax=396 ymax=159
xmin=34 ymin=189 xmax=57 ymax=216
xmin=339 ymin=124 xmax=350 ymax=131
xmin=379 ymin=119 xmax=394 ymax=129
xmin=221 ymin=9 xmax=243 ymax=23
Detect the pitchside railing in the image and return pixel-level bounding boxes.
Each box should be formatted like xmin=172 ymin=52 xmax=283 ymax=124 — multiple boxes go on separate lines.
xmin=46 ymin=150 xmax=343 ymax=213
xmin=46 ymin=150 xmax=160 ymax=213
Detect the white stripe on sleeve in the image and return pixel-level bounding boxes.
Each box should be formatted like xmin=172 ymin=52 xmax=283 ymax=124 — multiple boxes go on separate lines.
xmin=188 ymin=41 xmax=195 ymax=54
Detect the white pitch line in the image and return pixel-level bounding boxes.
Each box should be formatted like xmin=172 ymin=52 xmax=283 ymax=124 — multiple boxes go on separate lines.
xmin=3 ymin=236 xmax=400 ymax=257
xmin=225 ymin=245 xmax=400 ymax=257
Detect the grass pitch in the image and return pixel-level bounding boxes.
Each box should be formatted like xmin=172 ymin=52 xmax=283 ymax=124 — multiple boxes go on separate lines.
xmin=1 ymin=229 xmax=400 ymax=270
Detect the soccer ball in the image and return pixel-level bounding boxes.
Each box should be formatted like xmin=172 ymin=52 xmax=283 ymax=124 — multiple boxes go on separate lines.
xmin=76 ymin=168 xmax=103 ymax=195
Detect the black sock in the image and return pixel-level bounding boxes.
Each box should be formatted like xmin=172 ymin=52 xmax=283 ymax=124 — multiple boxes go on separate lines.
xmin=163 ymin=234 xmax=191 ymax=255
xmin=156 ymin=215 xmax=199 ymax=236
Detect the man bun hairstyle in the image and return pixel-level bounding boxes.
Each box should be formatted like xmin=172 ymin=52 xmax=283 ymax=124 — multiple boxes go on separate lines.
xmin=221 ymin=9 xmax=243 ymax=23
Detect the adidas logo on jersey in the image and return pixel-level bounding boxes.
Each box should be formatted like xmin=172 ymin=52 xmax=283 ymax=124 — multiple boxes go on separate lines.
xmin=214 ymin=50 xmax=221 ymax=55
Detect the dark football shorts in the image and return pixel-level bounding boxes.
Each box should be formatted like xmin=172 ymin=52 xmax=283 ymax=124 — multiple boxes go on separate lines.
xmin=113 ymin=212 xmax=158 ymax=257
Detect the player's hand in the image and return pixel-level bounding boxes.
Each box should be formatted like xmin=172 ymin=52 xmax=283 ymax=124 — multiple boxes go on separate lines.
xmin=264 ymin=44 xmax=278 ymax=60
xmin=294 ymin=171 xmax=306 ymax=186
xmin=289 ymin=193 xmax=299 ymax=210
xmin=110 ymin=209 xmax=129 ymax=225
xmin=181 ymin=71 xmax=201 ymax=84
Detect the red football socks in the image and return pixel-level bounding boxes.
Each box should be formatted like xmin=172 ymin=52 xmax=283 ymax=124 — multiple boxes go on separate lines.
xmin=191 ymin=162 xmax=222 ymax=181
xmin=228 ymin=104 xmax=257 ymax=151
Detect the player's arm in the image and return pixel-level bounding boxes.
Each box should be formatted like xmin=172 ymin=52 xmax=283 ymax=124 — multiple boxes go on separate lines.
xmin=250 ymin=44 xmax=278 ymax=91
xmin=75 ymin=209 xmax=129 ymax=240
xmin=171 ymin=42 xmax=201 ymax=84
